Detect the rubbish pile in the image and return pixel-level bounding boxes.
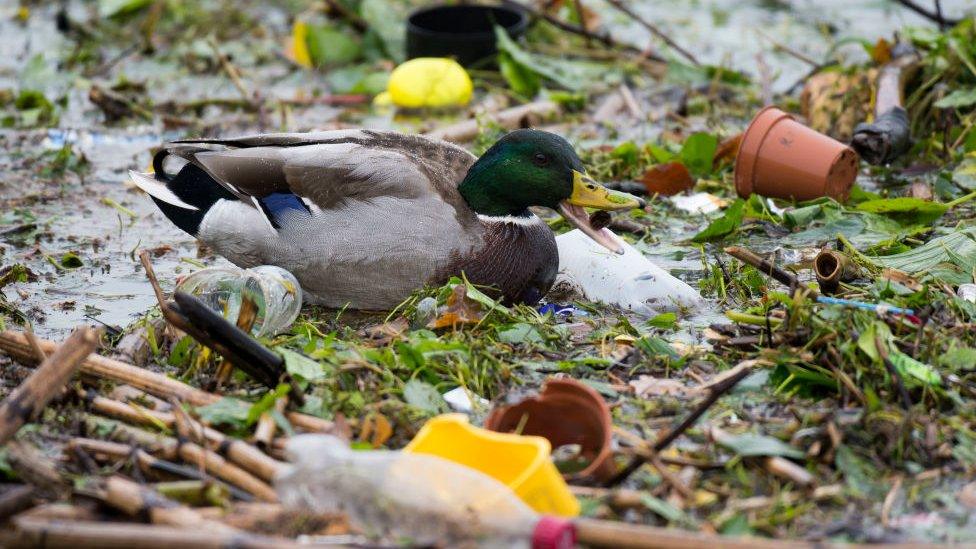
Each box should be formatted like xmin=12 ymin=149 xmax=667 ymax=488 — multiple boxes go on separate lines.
xmin=2 ymin=0 xmax=976 ymax=547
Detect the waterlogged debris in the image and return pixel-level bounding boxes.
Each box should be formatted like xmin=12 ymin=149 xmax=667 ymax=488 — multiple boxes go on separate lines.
xmin=280 ymin=432 xmax=577 ymax=546
xmin=442 ymin=387 xmax=488 ymax=413
xmin=691 ymin=199 xmax=744 ymax=243
xmin=641 ymin=162 xmax=693 ymax=196
xmin=427 ymin=284 xmax=484 ymax=329
xmin=670 ymin=192 xmax=726 ymax=214
xmin=378 ymin=58 xmax=472 ymax=108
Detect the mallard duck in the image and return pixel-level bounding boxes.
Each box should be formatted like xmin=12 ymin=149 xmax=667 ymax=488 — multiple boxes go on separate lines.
xmin=130 ymin=129 xmax=643 ymax=309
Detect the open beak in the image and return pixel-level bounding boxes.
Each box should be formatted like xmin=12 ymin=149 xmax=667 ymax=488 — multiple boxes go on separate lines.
xmin=558 ymin=170 xmax=645 ymax=254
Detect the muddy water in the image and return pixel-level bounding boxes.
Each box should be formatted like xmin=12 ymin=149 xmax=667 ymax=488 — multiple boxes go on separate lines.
xmin=0 ymin=1 xmax=970 ymax=337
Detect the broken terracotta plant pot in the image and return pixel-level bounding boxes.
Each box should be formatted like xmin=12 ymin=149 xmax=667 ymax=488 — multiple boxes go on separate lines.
xmin=485 ymin=378 xmax=614 ymax=482
xmin=735 ymin=106 xmax=860 ymax=203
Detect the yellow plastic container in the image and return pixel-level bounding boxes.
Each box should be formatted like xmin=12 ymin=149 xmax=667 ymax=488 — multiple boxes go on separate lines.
xmin=404 ymin=414 xmax=579 ymax=517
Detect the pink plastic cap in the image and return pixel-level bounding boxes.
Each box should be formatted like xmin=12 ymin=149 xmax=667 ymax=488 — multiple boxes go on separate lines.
xmin=532 ymin=516 xmax=577 ymax=549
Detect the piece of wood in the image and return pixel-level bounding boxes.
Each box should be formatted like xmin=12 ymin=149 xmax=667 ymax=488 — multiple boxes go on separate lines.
xmin=253 ymin=396 xmax=286 ymax=450
xmin=84 ymin=392 xmax=284 ymax=482
xmin=425 ymin=101 xmax=560 ymax=143
xmin=69 ymin=438 xmax=254 ymax=502
xmin=105 ymin=476 xmax=239 ymax=533
xmin=575 ymin=518 xmax=820 ymax=549
xmin=0 ymin=485 xmax=37 ymax=521
xmin=0 ymin=327 xmax=100 ymax=446
xmin=604 ymin=362 xmax=757 ymax=486
xmin=8 ymin=516 xmax=308 ymax=549
xmin=0 ymin=330 xmax=334 ymax=435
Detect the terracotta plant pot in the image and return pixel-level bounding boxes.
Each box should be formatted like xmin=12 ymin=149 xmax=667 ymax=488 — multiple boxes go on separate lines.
xmin=484 ymin=378 xmax=615 ymax=482
xmin=735 ymin=106 xmax=860 ymax=202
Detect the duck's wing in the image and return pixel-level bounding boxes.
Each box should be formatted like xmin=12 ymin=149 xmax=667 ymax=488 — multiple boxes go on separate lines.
xmin=157 ymin=129 xmax=477 ymax=222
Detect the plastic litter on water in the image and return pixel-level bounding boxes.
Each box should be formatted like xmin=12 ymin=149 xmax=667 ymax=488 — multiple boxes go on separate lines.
xmin=176 ymin=265 xmax=302 ymax=337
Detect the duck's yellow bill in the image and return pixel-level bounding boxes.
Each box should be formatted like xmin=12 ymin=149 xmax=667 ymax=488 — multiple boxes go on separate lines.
xmin=558 ymin=171 xmax=645 ymax=255
xmin=566 ymin=170 xmax=644 ymax=210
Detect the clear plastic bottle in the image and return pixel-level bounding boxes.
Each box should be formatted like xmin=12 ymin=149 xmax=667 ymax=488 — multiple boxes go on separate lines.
xmin=175 ymin=265 xmax=302 ymax=337
xmin=276 ymin=435 xmax=576 ymax=549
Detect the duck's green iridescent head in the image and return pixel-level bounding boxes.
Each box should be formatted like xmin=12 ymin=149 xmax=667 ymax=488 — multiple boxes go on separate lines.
xmin=458 ymin=129 xmax=644 ymax=254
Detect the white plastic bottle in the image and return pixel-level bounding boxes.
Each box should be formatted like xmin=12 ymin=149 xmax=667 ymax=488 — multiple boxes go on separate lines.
xmin=276 ymin=435 xmax=576 ymax=549
xmin=176 ymin=265 xmax=302 ymax=337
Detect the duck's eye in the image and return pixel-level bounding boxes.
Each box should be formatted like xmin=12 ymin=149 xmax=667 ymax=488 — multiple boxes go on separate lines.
xmin=533 ymin=153 xmax=549 ymax=167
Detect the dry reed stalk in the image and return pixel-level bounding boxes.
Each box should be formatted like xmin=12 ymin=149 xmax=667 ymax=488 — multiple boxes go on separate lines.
xmin=0 ymin=327 xmax=99 ymax=446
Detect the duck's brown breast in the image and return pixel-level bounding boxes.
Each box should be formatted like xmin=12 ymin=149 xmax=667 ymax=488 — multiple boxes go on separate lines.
xmin=435 ymin=215 xmax=558 ymax=305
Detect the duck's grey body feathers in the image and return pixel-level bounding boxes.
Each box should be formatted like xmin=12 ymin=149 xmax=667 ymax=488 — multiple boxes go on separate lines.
xmin=146 ymin=129 xmax=558 ymax=309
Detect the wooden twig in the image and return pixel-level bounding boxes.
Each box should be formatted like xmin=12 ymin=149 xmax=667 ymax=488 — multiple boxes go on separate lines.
xmin=0 ymin=330 xmax=334 ymax=435
xmin=889 ymin=0 xmax=960 ymax=27
xmin=0 ymin=327 xmax=100 ymax=446
xmin=603 ymin=0 xmax=699 ymax=66
xmin=69 ymin=438 xmax=251 ymax=502
xmin=0 ymin=485 xmax=37 ymax=521
xmin=604 ymin=363 xmax=756 ymax=487
xmin=253 ymin=396 xmax=286 ymax=450
xmin=425 ymin=100 xmax=561 ymax=143
xmin=83 ymin=391 xmax=283 ymax=482
xmin=8 ymin=516 xmax=305 ymax=549
xmin=724 ymin=246 xmax=818 ymax=298
xmin=575 ymin=517 xmax=818 ymax=549
xmin=104 ymin=476 xmax=239 ymax=533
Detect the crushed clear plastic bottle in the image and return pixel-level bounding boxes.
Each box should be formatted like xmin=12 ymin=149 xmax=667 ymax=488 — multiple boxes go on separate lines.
xmin=175 ymin=265 xmax=302 ymax=337
xmin=276 ymin=435 xmax=576 ymax=549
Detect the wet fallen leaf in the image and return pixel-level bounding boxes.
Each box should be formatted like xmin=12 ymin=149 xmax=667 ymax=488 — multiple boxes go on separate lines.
xmin=358 ymin=412 xmax=393 ymax=448
xmin=629 ymin=375 xmax=687 ymax=397
xmin=713 ymin=133 xmax=743 ymax=168
xmin=871 ymin=37 xmax=892 ymax=64
xmin=641 ymin=162 xmax=694 ymax=196
xmin=427 ymin=284 xmax=484 ymax=329
xmin=361 ymin=316 xmax=410 ymax=346
xmin=959 ymin=481 xmax=976 ymax=509
xmin=801 ymin=70 xmax=874 ymax=141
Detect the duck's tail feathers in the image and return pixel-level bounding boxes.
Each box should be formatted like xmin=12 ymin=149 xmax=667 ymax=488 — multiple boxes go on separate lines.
xmin=128 ymin=170 xmax=198 ymax=211
xmin=131 ymin=162 xmax=239 ymax=236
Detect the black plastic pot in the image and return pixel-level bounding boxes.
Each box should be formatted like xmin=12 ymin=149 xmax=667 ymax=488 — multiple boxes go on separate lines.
xmin=406 ymin=4 xmax=528 ymax=67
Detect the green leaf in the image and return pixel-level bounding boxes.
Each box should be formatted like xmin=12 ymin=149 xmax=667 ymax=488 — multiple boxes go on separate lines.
xmin=934 ymin=88 xmax=976 ymax=109
xmin=939 ymin=346 xmax=976 ymax=370
xmin=953 ymin=154 xmax=976 ymax=190
xmin=279 ymin=348 xmax=331 ymax=383
xmin=679 ymin=133 xmax=718 ymax=178
xmin=647 ymin=312 xmax=677 ymax=330
xmin=98 ymin=0 xmax=152 ymax=18
xmin=403 ymin=379 xmax=448 ymax=414
xmin=635 ymin=336 xmax=679 ymax=359
xmin=196 ymin=398 xmax=251 ymax=429
xmin=640 ymin=495 xmax=695 ymax=526
xmin=497 ymin=323 xmax=544 ymax=344
xmin=717 ymin=433 xmax=805 ymax=459
xmin=360 ymin=0 xmax=407 ymax=62
xmin=306 ymin=25 xmax=362 ymax=66
xmin=871 ymin=228 xmax=976 ymax=274
xmin=783 ymin=204 xmax=824 ymax=229
xmin=692 ymin=199 xmax=745 ymax=243
xmin=855 ymin=197 xmax=947 ymax=226
xmin=245 ymin=384 xmax=291 ymax=426
xmin=888 ymin=350 xmax=941 ymax=387
xmin=60 ymin=252 xmax=84 ymax=269
xmin=494 ymin=26 xmax=616 ymax=92
xmin=499 ymin=52 xmax=541 ymax=97
xmin=835 ymin=445 xmax=881 ymax=498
